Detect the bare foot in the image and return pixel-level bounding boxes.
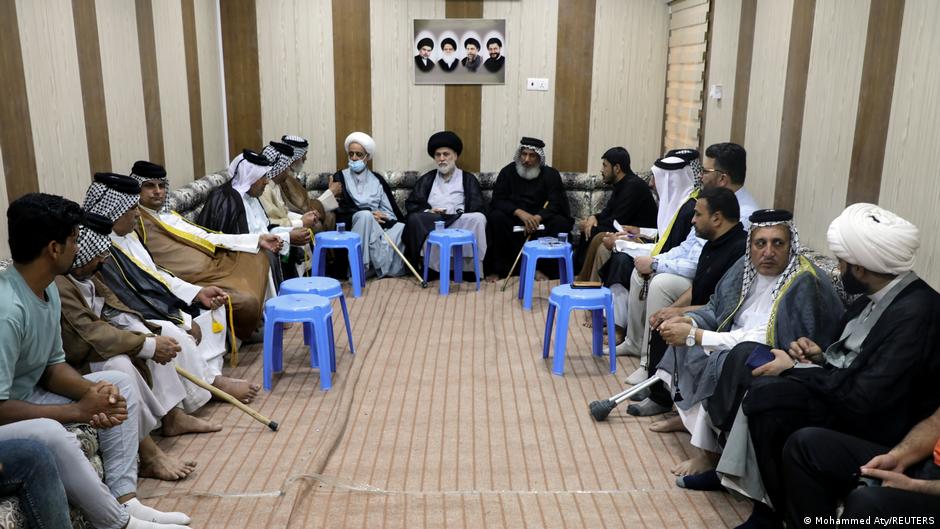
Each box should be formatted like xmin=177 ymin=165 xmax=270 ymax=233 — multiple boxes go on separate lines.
xmin=650 ymin=413 xmax=685 ymax=433
xmin=138 ymin=437 xmax=196 ymax=481
xmin=161 ymin=407 xmax=222 ymax=437
xmin=485 ymin=274 xmax=500 ymax=283
xmin=213 ymin=376 xmax=261 ymax=404
xmin=671 ymin=451 xmax=718 ymax=476
xmin=534 ymin=270 xmax=549 ymax=281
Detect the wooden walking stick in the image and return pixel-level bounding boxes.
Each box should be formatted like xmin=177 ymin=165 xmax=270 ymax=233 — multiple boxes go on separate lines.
xmin=175 ymin=365 xmax=279 ymax=431
xmin=380 ymin=227 xmax=429 ymax=288
xmin=500 ymin=201 xmax=550 ymax=292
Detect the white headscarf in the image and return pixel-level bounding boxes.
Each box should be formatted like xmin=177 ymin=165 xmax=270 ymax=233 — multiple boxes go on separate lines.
xmin=827 ymin=203 xmax=919 ymax=275
xmin=229 ymin=152 xmax=271 ymax=194
xmin=344 ymin=132 xmax=376 ymax=158
xmin=652 ymin=163 xmax=693 ymax=233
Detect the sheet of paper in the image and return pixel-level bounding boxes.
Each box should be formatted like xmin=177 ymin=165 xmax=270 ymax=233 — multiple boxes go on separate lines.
xmin=513 ymin=224 xmax=545 ymax=232
xmin=613 ymin=240 xmax=654 ymax=259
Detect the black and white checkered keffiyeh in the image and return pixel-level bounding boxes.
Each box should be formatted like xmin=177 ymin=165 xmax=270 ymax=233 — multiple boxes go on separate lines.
xmin=261 ymin=144 xmax=294 ymax=178
xmin=282 ymin=135 xmax=308 ymax=163
xmin=740 ymin=219 xmax=803 ymax=303
xmin=72 ymin=213 xmax=113 ymax=269
xmin=130 ymin=160 xmax=171 ymax=213
xmin=83 ymin=173 xmax=141 ymax=222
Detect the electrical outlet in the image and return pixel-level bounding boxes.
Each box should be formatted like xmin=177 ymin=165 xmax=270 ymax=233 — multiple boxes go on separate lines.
xmin=526 ymin=78 xmax=549 ymax=91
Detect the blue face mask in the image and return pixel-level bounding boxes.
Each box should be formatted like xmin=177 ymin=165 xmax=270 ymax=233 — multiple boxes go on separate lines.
xmin=348 ymin=159 xmax=366 ymax=173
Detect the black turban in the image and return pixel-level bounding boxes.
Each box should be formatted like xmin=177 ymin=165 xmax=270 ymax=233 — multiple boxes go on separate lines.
xmin=427 ymin=131 xmax=463 ymax=157
xmin=417 ymin=37 xmax=434 ymax=50
xmin=487 ymin=37 xmax=502 ymax=48
xmin=464 ymin=37 xmax=480 ymax=49
xmin=441 ymin=37 xmax=457 ymax=50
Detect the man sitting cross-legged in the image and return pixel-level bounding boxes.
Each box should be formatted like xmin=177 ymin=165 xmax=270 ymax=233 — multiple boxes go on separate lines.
xmin=653 ymin=209 xmax=843 ymax=479
xmin=58 ymin=214 xmax=221 ymax=480
xmin=0 ymin=192 xmax=191 ymax=528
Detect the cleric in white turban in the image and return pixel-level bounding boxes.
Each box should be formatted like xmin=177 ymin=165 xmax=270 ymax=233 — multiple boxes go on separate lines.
xmin=729 ymin=202 xmax=940 ymax=529
xmin=329 ymin=132 xmax=407 ymax=278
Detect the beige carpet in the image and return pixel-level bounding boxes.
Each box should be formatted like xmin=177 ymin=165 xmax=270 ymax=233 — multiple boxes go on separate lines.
xmin=138 ymin=278 xmax=749 ymax=528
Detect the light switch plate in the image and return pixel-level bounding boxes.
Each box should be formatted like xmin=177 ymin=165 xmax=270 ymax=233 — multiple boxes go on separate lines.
xmin=526 ymin=78 xmax=549 ymax=91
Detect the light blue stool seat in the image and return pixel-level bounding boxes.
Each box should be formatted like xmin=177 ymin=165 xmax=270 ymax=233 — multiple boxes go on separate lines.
xmin=312 ymin=231 xmax=365 ymax=298
xmin=280 ymin=276 xmax=355 ymax=355
xmin=262 ymin=294 xmax=335 ymax=391
xmin=422 ymin=228 xmax=481 ymax=295
xmin=517 ymin=239 xmax=574 ymax=310
xmin=542 ymin=284 xmax=617 ymax=376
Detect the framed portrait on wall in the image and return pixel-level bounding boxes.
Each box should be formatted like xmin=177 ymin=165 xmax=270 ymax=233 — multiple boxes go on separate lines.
xmin=414 ymin=19 xmax=506 ymax=85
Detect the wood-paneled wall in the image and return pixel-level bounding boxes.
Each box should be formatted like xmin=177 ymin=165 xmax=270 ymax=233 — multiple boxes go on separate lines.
xmin=705 ymin=0 xmax=939 ymax=287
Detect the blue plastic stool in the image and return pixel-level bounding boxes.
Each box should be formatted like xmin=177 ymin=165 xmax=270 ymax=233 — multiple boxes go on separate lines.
xmin=542 ymin=284 xmax=617 ymax=376
xmin=280 ymin=276 xmax=355 ymax=356
xmin=517 ymin=239 xmax=574 ymax=310
xmin=312 ymin=231 xmax=365 ymax=298
xmin=262 ymin=294 xmax=335 ymax=391
xmin=422 ymin=228 xmax=481 ymax=295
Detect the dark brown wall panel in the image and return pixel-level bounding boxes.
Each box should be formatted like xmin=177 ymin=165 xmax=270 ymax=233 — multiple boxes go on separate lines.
xmin=220 ymin=0 xmax=263 ymax=160
xmin=552 ymin=0 xmax=596 ymax=172
xmin=443 ymin=0 xmax=483 ymax=173
xmin=72 ymin=0 xmax=111 ymax=175
xmin=0 ymin=0 xmax=39 ymax=200
xmin=182 ymin=0 xmax=205 ymax=178
xmin=729 ymin=0 xmax=755 ymax=146
xmin=773 ymin=0 xmax=815 ymax=211
xmin=332 ymin=0 xmax=373 ymax=168
xmin=846 ymin=0 xmax=905 ymax=205
xmin=135 ymin=0 xmax=164 ymax=166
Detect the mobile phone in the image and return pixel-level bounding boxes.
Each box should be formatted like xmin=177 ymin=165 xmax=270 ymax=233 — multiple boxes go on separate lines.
xmin=745 ymin=343 xmax=775 ymax=370
xmin=851 ymin=472 xmax=882 ymax=487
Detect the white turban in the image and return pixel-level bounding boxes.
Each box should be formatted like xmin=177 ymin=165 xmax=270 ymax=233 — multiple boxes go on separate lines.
xmin=827 ymin=203 xmax=920 ymax=275
xmin=344 ymin=132 xmax=376 ymax=158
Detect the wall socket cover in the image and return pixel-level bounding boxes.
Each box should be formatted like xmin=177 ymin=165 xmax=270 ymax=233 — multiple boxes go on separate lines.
xmin=526 ymin=78 xmax=549 ymax=91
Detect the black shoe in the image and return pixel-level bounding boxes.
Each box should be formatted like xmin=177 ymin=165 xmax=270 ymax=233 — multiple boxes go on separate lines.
xmin=676 ymin=470 xmax=723 ymax=491
xmin=629 ymin=388 xmax=651 ymax=402
xmin=733 ymin=503 xmax=783 ymax=529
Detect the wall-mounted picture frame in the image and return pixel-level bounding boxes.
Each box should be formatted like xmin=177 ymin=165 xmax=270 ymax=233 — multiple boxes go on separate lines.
xmin=414 ymin=18 xmax=506 ymax=85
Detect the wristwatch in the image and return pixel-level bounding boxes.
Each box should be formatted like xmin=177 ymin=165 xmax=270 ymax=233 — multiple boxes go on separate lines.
xmin=651 ymin=259 xmax=659 ymax=274
xmin=685 ymin=324 xmax=697 ymax=347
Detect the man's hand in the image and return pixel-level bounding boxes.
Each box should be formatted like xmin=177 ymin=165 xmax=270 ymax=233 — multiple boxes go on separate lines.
xmin=289 ymin=227 xmax=311 ymax=245
xmin=649 ymin=306 xmax=687 ymax=330
xmin=635 ymin=255 xmax=655 ymax=275
xmin=859 ymin=468 xmax=921 ymax=492
xmin=79 ymin=382 xmax=127 ymax=428
xmin=862 ymin=453 xmax=904 ymax=474
xmin=514 ymin=209 xmax=540 ymax=233
xmin=196 ymin=286 xmax=228 ymax=309
xmin=788 ymin=337 xmax=824 ymax=364
xmin=659 ymin=319 xmax=694 ymax=346
xmin=328 ymin=176 xmax=342 ymax=197
xmin=430 ymin=207 xmax=447 ymax=215
xmin=301 ymin=210 xmax=320 ymax=228
xmin=752 ymin=349 xmax=795 ymax=377
xmin=580 ymin=216 xmax=598 ymax=238
xmin=153 ymin=335 xmax=181 ymax=364
xmin=188 ymin=321 xmax=202 ymax=345
xmin=372 ymin=211 xmax=389 ymax=224
xmin=259 ymin=233 xmax=283 ymax=253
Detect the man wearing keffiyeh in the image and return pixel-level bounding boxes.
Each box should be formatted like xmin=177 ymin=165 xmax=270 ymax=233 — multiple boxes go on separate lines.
xmin=652 ymin=209 xmax=843 ymax=484
xmin=57 ymin=211 xmax=223 ymax=483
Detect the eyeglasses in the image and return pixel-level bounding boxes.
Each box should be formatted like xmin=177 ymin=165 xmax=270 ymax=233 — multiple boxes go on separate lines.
xmin=347 ymin=151 xmax=367 ymax=160
xmin=702 ymin=169 xmax=726 ymax=177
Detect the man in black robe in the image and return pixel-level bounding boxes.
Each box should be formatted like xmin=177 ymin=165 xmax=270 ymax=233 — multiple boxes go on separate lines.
xmin=483 ymin=136 xmax=573 ymax=280
xmin=437 ymin=38 xmax=459 ymax=72
xmin=414 ymin=37 xmax=435 ymax=73
xmin=575 ymin=146 xmax=657 ymax=272
xmin=483 ymin=37 xmax=505 ymax=73
xmin=403 ymin=131 xmax=486 ymax=273
xmin=461 ymin=38 xmax=482 ymax=72
xmin=729 ymin=203 xmax=940 ymax=529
